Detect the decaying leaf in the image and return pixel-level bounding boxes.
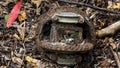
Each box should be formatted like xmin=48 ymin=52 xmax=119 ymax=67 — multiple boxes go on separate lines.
xmin=11 ymin=21 xmax=26 ymax=40
xmin=13 ymin=33 xmax=20 ymax=40
xmin=0 ymin=66 xmax=7 ymax=68
xmin=99 ymin=59 xmax=111 ymax=67
xmin=107 ymin=3 xmax=120 ymax=9
xmin=25 ymin=56 xmax=38 ymax=68
xmin=104 ymin=37 xmax=116 ymax=49
xmin=0 ymin=6 xmax=3 ymax=15
xmin=31 ymin=0 xmax=43 ymax=10
xmin=25 ymin=56 xmax=38 ymax=63
xmin=0 ymin=0 xmax=15 ymax=6
xmin=31 ymin=0 xmax=42 ymax=5
xmin=24 ymin=38 xmax=31 ymax=42
xmin=104 ymin=37 xmax=109 ymax=43
xmin=17 ymin=22 xmax=25 ymax=41
xmin=110 ymin=43 xmax=117 ymax=49
xmin=18 ymin=26 xmax=25 ymax=41
xmin=31 ymin=0 xmax=48 ymax=15
xmin=18 ymin=9 xmax=27 ymax=23
xmin=25 ymin=56 xmax=45 ymax=68
xmin=108 ymin=38 xmax=114 ymax=43
xmin=12 ymin=57 xmax=23 ymax=65
xmin=31 ymin=0 xmax=42 ymax=15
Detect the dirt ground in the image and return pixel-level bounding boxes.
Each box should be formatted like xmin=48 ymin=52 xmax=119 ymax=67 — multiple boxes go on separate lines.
xmin=0 ymin=0 xmax=120 ymax=68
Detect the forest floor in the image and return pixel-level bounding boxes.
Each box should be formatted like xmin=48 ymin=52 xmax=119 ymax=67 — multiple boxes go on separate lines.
xmin=0 ymin=0 xmax=120 ymax=68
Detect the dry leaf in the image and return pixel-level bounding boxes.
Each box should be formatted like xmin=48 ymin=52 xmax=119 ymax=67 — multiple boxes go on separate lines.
xmin=17 ymin=22 xmax=25 ymax=41
xmin=25 ymin=56 xmax=38 ymax=63
xmin=25 ymin=56 xmax=45 ymax=68
xmin=108 ymin=38 xmax=114 ymax=43
xmin=110 ymin=43 xmax=117 ymax=49
xmin=99 ymin=60 xmax=111 ymax=67
xmin=0 ymin=66 xmax=7 ymax=68
xmin=12 ymin=57 xmax=23 ymax=65
xmin=31 ymin=0 xmax=42 ymax=7
xmin=18 ymin=27 xmax=25 ymax=41
xmin=107 ymin=3 xmax=120 ymax=9
xmin=31 ymin=0 xmax=48 ymax=15
xmin=18 ymin=9 xmax=27 ymax=23
xmin=104 ymin=37 xmax=109 ymax=43
xmin=6 ymin=0 xmax=22 ymax=28
xmin=11 ymin=22 xmax=26 ymax=41
xmin=13 ymin=33 xmax=20 ymax=40
xmin=0 ymin=6 xmax=3 ymax=15
xmin=25 ymin=56 xmax=38 ymax=68
xmin=31 ymin=0 xmax=42 ymax=15
xmin=25 ymin=38 xmax=31 ymax=42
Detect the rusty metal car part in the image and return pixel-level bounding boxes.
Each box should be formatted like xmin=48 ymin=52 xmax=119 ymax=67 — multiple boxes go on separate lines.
xmin=36 ymin=6 xmax=95 ymax=65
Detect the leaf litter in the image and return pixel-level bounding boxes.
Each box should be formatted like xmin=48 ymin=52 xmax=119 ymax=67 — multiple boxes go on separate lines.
xmin=0 ymin=0 xmax=120 ymax=68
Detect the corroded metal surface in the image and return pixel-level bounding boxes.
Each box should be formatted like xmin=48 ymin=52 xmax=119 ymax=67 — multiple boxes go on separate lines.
xmin=36 ymin=6 xmax=95 ymax=65
xmin=38 ymin=40 xmax=94 ymax=52
xmin=53 ymin=12 xmax=84 ymax=23
xmin=36 ymin=6 xmax=95 ymax=53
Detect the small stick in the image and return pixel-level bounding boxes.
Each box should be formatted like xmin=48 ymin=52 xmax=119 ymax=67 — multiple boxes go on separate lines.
xmin=110 ymin=46 xmax=120 ymax=68
xmin=59 ymin=0 xmax=120 ymax=14
xmin=96 ymin=20 xmax=120 ymax=37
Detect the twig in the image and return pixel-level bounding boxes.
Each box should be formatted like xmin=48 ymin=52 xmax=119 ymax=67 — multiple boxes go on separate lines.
xmin=110 ymin=46 xmax=120 ymax=68
xmin=21 ymin=42 xmax=26 ymax=63
xmin=96 ymin=20 xmax=120 ymax=37
xmin=58 ymin=0 xmax=120 ymax=14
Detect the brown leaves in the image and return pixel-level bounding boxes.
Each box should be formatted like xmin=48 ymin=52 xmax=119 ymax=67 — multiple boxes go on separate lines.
xmin=31 ymin=0 xmax=48 ymax=15
xmin=31 ymin=0 xmax=43 ymax=15
xmin=31 ymin=0 xmax=42 ymax=5
xmin=25 ymin=56 xmax=38 ymax=68
xmin=18 ymin=9 xmax=27 ymax=23
xmin=25 ymin=56 xmax=38 ymax=64
xmin=107 ymin=3 xmax=120 ymax=9
xmin=12 ymin=21 xmax=26 ymax=41
xmin=12 ymin=57 xmax=23 ymax=65
xmin=110 ymin=43 xmax=116 ymax=49
xmin=13 ymin=33 xmax=20 ymax=40
xmin=17 ymin=22 xmax=25 ymax=41
xmin=25 ymin=56 xmax=47 ymax=68
xmin=104 ymin=37 xmax=117 ymax=49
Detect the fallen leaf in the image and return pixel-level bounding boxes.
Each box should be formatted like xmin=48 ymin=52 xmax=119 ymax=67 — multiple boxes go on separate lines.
xmin=18 ymin=9 xmax=27 ymax=23
xmin=118 ymin=43 xmax=120 ymax=50
xmin=6 ymin=0 xmax=22 ymax=28
xmin=104 ymin=37 xmax=109 ymax=43
xmin=31 ymin=0 xmax=48 ymax=15
xmin=25 ymin=56 xmax=38 ymax=68
xmin=110 ymin=43 xmax=116 ymax=49
xmin=13 ymin=33 xmax=20 ymax=40
xmin=31 ymin=0 xmax=42 ymax=5
xmin=107 ymin=3 xmax=120 ymax=9
xmin=25 ymin=56 xmax=38 ymax=63
xmin=99 ymin=59 xmax=111 ymax=67
xmin=31 ymin=0 xmax=42 ymax=15
xmin=109 ymin=38 xmax=114 ymax=43
xmin=17 ymin=21 xmax=25 ymax=41
xmin=4 ymin=14 xmax=9 ymax=22
xmin=0 ymin=66 xmax=7 ymax=68
xmin=12 ymin=57 xmax=23 ymax=65
xmin=18 ymin=27 xmax=25 ymax=40
xmin=0 ymin=6 xmax=3 ymax=15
